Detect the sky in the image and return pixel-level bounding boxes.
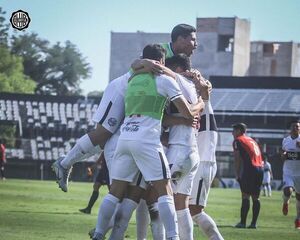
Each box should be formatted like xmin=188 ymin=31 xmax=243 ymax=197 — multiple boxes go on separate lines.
xmin=1 ymin=0 xmax=300 ymax=95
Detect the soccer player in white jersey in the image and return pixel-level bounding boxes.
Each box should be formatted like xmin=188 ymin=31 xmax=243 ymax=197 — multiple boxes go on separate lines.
xmin=188 ymin=72 xmax=224 ymax=239
xmin=52 ymin=71 xmax=131 ymax=192
xmin=162 ymin=54 xmax=202 ymax=240
xmin=262 ymin=157 xmax=273 ymax=197
xmin=92 ymin=44 xmax=203 ymax=240
xmin=281 ymin=120 xmax=300 ymax=229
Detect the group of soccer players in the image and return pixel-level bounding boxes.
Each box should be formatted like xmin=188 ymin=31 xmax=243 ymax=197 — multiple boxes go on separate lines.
xmin=52 ymin=24 xmax=224 ymax=240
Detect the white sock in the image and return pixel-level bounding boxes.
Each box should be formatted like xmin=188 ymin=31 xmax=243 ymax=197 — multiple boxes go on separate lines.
xmin=263 ymin=186 xmax=267 ymax=196
xmin=136 ymin=199 xmax=150 ymax=240
xmin=157 ymin=195 xmax=179 ymax=239
xmin=61 ymin=134 xmax=101 ymax=168
xmin=296 ymin=199 xmax=300 ymax=219
xmin=192 ymin=211 xmax=224 ymax=240
xmin=104 ymin=203 xmax=119 ymax=235
xmin=148 ymin=202 xmax=166 ymax=240
xmin=109 ymin=198 xmax=138 ymax=240
xmin=177 ymin=208 xmax=193 ymax=240
xmin=267 ymin=185 xmax=272 ymax=196
xmin=95 ymin=194 xmax=119 ymax=235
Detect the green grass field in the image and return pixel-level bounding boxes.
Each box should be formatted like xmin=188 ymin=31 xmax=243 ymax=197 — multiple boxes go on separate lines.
xmin=0 ymin=179 xmax=300 ymax=240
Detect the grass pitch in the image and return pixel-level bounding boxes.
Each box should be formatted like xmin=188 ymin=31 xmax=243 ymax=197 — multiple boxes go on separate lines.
xmin=0 ymin=179 xmax=300 ymax=239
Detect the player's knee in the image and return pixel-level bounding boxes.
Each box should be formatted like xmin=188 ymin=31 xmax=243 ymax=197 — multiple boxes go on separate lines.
xmin=189 ymin=205 xmax=204 ymax=216
xmin=283 ymin=187 xmax=292 ymax=197
xmin=109 ymin=181 xmax=128 ymax=200
xmin=93 ymin=183 xmax=101 ymax=191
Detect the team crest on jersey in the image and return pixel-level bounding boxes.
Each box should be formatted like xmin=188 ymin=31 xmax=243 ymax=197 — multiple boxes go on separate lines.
xmin=108 ymin=117 xmax=117 ymax=127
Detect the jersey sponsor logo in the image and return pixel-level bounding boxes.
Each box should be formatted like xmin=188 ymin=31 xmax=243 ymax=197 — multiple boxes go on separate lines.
xmin=108 ymin=117 xmax=117 ymax=127
xmin=122 ymin=121 xmax=140 ymax=132
xmin=287 ymin=151 xmax=299 ymax=160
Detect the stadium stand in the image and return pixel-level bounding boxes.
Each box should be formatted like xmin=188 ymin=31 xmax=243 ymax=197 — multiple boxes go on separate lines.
xmin=0 ymin=93 xmax=101 ymax=180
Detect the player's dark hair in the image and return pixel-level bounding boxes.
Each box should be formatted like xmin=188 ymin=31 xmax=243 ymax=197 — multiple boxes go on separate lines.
xmin=165 ymin=53 xmax=191 ymax=72
xmin=142 ymin=44 xmax=166 ymax=61
xmin=232 ymin=123 xmax=247 ymax=134
xmin=171 ymin=24 xmax=196 ymax=43
xmin=288 ymin=119 xmax=300 ymax=129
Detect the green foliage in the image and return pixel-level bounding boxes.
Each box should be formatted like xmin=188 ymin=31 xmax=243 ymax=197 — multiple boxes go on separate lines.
xmin=0 ymin=8 xmax=91 ymax=96
xmin=0 ymin=7 xmax=9 ymax=46
xmin=0 ymin=46 xmax=36 ymax=93
xmin=0 ymin=180 xmax=299 ymax=240
xmin=11 ymin=34 xmax=91 ymax=96
xmin=0 ymin=125 xmax=16 ymax=147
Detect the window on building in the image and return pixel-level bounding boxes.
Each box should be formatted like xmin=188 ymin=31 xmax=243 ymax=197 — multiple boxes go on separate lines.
xmin=218 ymin=35 xmax=234 ymax=52
xmin=263 ymin=43 xmax=280 ymax=56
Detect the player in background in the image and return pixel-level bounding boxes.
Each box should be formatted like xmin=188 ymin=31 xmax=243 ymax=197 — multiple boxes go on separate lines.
xmin=262 ymin=157 xmax=273 ymax=197
xmin=79 ymin=152 xmax=109 ymax=214
xmin=232 ymin=123 xmax=264 ymax=229
xmin=0 ymin=139 xmax=6 ymax=180
xmin=281 ymin=120 xmax=300 ymax=229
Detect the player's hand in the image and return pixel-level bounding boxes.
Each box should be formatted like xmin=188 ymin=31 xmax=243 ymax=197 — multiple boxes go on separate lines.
xmin=141 ymin=59 xmax=164 ymax=74
xmin=182 ymin=115 xmax=199 ymax=128
xmin=281 ymin=151 xmax=287 ymax=160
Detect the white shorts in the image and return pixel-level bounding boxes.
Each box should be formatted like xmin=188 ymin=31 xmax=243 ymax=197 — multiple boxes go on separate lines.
xmin=189 ymin=161 xmax=217 ymax=207
xmin=282 ymin=160 xmax=300 ymax=190
xmin=283 ymin=174 xmax=300 ymax=193
xmin=167 ymin=145 xmax=199 ymax=195
xmin=104 ymin=132 xmax=147 ymax=188
xmin=111 ymin=139 xmax=171 ymax=183
xmin=92 ymin=83 xmax=124 ymax=134
xmin=263 ymin=172 xmax=271 ymax=184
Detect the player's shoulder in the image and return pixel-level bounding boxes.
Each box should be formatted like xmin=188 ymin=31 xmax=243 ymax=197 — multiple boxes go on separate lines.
xmin=283 ymin=135 xmax=291 ymax=142
xmin=156 ymin=74 xmax=174 ymax=81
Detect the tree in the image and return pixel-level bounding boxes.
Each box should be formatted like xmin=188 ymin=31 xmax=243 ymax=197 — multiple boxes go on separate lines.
xmin=0 ymin=7 xmax=9 ymax=46
xmin=0 ymin=46 xmax=36 ymax=93
xmin=11 ymin=34 xmax=91 ymax=95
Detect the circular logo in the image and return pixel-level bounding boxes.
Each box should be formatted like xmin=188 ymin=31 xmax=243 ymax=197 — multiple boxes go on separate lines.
xmin=10 ymin=10 xmax=31 ymax=31
xmin=108 ymin=117 xmax=117 ymax=127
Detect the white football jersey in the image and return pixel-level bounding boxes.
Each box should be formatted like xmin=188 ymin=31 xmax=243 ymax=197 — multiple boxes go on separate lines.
xmin=197 ymin=100 xmax=218 ymax=162
xmin=282 ymin=135 xmax=300 ymax=176
xmin=119 ymin=74 xmax=182 ymax=144
xmin=168 ymin=74 xmax=198 ymax=148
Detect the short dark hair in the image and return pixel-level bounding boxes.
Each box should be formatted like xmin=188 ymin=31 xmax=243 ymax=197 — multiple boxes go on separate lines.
xmin=171 ymin=24 xmax=196 ymax=43
xmin=142 ymin=44 xmax=166 ymax=61
xmin=288 ymin=119 xmax=300 ymax=129
xmin=165 ymin=53 xmax=191 ymax=72
xmin=232 ymin=123 xmax=247 ymax=134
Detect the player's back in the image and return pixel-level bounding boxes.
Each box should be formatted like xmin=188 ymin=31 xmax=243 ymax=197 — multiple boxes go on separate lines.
xmin=235 ymin=135 xmax=263 ymax=169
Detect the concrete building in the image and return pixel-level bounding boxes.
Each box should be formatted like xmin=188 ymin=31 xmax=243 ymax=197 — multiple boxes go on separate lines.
xmin=109 ymin=31 xmax=169 ymax=80
xmin=250 ymin=41 xmax=300 ymax=77
xmin=192 ymin=17 xmax=251 ymax=78
xmin=109 ymin=17 xmax=300 ymax=81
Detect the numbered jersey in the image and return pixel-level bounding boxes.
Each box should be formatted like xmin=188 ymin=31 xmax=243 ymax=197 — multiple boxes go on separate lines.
xmin=233 ymin=134 xmax=263 ymax=169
